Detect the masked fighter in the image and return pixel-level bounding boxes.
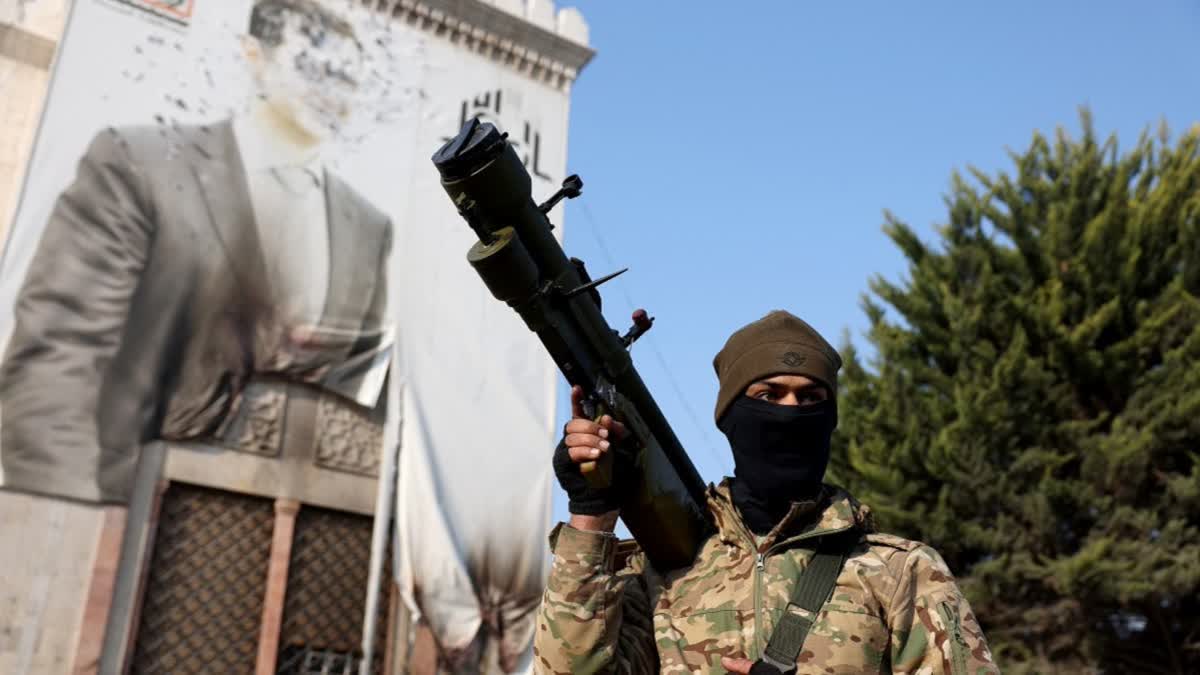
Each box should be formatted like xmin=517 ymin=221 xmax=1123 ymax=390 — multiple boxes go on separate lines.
xmin=537 ymin=311 xmax=999 ymax=674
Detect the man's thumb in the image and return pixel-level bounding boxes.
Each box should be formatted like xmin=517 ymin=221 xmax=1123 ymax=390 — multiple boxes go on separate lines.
xmin=720 ymin=656 xmax=755 ymax=674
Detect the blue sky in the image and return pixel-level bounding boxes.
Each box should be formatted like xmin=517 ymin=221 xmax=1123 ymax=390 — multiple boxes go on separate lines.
xmin=549 ymin=0 xmax=1200 ymax=526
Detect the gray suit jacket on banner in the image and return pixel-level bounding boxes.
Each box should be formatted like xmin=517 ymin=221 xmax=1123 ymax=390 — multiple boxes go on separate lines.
xmin=0 ymin=120 xmax=393 ymax=503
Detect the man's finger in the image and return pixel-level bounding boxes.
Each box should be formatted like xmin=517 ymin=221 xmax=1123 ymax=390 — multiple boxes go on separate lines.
xmin=599 ymin=415 xmax=629 ymax=440
xmin=570 ymin=385 xmax=585 ymax=418
xmin=568 ymin=444 xmax=607 ymax=464
xmin=564 ymin=419 xmax=601 ymax=436
xmin=565 ymin=432 xmax=607 ymax=451
xmin=720 ymin=656 xmax=755 ymax=674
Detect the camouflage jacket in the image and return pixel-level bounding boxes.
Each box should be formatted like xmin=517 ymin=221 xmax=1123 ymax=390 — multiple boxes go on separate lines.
xmin=535 ymin=481 xmax=998 ymax=674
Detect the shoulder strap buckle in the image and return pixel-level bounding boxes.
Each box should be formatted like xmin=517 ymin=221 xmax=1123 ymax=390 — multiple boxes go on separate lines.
xmin=756 ymin=652 xmax=798 ymax=674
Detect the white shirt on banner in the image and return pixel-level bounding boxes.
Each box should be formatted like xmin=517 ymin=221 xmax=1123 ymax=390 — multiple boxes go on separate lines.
xmin=232 ymin=116 xmax=330 ymax=327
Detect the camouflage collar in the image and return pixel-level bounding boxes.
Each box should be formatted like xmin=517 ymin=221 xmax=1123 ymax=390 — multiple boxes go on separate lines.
xmin=706 ymin=478 xmax=873 ymax=553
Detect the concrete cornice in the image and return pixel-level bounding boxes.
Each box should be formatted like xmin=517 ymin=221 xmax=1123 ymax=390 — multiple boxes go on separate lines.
xmin=361 ymin=0 xmax=595 ymax=90
xmin=0 ymin=21 xmax=56 ymax=70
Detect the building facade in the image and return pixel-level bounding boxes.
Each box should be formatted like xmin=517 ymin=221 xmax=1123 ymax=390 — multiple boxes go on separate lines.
xmin=0 ymin=1 xmax=591 ymax=673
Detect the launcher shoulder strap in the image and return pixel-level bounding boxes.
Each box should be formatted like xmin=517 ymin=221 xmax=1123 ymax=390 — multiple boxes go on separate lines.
xmin=759 ymin=530 xmax=859 ymax=673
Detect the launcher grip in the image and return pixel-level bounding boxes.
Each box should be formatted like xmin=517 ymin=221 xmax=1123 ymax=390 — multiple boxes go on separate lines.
xmin=579 ymin=406 xmax=614 ymax=488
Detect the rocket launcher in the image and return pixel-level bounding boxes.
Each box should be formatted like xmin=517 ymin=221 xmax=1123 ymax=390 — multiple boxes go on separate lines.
xmin=432 ymin=118 xmax=711 ymax=571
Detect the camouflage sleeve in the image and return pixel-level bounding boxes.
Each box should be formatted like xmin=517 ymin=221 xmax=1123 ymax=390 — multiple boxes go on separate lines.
xmin=886 ymin=545 xmax=999 ymax=674
xmin=533 ymin=523 xmax=658 ymax=675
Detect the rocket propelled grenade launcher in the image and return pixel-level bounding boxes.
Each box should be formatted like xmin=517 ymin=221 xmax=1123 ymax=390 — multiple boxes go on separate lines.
xmin=432 ymin=118 xmax=711 ymax=571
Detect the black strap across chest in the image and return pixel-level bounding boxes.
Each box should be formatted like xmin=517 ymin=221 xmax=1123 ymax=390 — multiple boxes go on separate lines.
xmin=759 ymin=529 xmax=859 ymax=672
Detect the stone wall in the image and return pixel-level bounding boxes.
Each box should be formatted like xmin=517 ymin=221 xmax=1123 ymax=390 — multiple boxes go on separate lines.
xmin=0 ymin=0 xmax=67 ymax=240
xmin=0 ymin=6 xmax=101 ymax=673
xmin=0 ymin=493 xmax=110 ymax=674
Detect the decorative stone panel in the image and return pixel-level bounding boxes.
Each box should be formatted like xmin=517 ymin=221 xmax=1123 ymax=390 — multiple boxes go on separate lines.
xmin=221 ymin=381 xmax=287 ymax=457
xmin=314 ymin=395 xmax=384 ymax=477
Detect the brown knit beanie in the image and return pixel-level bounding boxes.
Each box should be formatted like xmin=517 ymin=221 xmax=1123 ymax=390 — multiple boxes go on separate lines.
xmin=712 ymin=310 xmax=842 ymax=422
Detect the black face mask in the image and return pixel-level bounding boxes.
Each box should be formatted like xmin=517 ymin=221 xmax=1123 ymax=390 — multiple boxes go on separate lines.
xmin=717 ymin=397 xmax=837 ymax=534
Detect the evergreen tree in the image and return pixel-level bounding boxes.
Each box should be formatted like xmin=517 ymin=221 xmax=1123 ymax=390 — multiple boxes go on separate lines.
xmin=829 ymin=111 xmax=1200 ymax=674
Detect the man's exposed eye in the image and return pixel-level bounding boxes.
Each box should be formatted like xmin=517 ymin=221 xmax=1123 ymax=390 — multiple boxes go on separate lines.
xmin=753 ymin=390 xmax=775 ymax=401
xmin=797 ymin=390 xmax=827 ymax=406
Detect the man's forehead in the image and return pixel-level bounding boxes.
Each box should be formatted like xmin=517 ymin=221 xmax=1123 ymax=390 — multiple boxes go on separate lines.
xmin=752 ymin=374 xmax=821 ymax=388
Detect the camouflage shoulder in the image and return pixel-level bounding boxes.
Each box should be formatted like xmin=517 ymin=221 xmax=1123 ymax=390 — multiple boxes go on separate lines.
xmin=821 ymin=483 xmax=877 ymax=532
xmin=863 ymin=531 xmax=925 ymax=552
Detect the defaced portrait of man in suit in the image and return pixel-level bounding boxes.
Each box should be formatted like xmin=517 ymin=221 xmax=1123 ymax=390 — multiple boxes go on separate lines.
xmin=0 ymin=0 xmax=394 ymax=503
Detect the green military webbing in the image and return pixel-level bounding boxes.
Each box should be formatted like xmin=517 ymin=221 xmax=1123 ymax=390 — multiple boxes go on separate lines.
xmin=760 ymin=530 xmax=858 ymax=672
